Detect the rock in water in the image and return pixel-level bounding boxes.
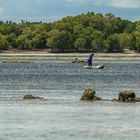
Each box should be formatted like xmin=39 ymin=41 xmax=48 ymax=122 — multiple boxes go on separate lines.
xmin=81 ymin=88 xmax=101 ymax=101
xmin=93 ymin=96 xmax=102 ymax=101
xmin=72 ymin=58 xmax=86 ymax=64
xmin=134 ymin=98 xmax=140 ymax=102
xmin=23 ymin=94 xmax=43 ymax=100
xmin=118 ymin=91 xmax=136 ymax=102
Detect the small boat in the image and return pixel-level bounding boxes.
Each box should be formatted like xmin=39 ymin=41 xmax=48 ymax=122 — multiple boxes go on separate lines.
xmin=84 ymin=64 xmax=104 ymax=69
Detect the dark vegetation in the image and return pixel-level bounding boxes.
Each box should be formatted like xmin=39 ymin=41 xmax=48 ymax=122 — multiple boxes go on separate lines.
xmin=0 ymin=12 xmax=140 ymax=52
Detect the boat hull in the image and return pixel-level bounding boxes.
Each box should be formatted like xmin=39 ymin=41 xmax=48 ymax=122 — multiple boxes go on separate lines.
xmin=84 ymin=64 xmax=104 ymax=69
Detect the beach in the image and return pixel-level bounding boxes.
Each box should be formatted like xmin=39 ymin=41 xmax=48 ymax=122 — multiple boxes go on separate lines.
xmin=0 ymin=49 xmax=140 ymax=57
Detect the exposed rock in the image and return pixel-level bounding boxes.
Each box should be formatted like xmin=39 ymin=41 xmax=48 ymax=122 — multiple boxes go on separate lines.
xmin=80 ymin=88 xmax=101 ymax=101
xmin=133 ymin=98 xmax=140 ymax=102
xmin=123 ymin=49 xmax=136 ymax=54
xmin=23 ymin=94 xmax=43 ymax=100
xmin=72 ymin=58 xmax=86 ymax=64
xmin=118 ymin=91 xmax=136 ymax=102
xmin=81 ymin=88 xmax=95 ymax=100
xmin=93 ymin=96 xmax=102 ymax=101
xmin=113 ymin=91 xmax=140 ymax=102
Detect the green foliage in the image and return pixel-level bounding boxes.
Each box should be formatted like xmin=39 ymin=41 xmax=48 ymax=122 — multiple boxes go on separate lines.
xmin=106 ymin=33 xmax=134 ymax=52
xmin=0 ymin=22 xmax=16 ymax=35
xmin=0 ymin=33 xmax=9 ymax=50
xmin=74 ymin=37 xmax=86 ymax=51
xmin=0 ymin=12 xmax=139 ymax=52
xmin=15 ymin=23 xmax=48 ymax=49
xmin=107 ymin=34 xmax=120 ymax=52
xmin=117 ymin=33 xmax=134 ymax=50
xmin=47 ymin=29 xmax=73 ymax=52
xmin=7 ymin=33 xmax=17 ymax=48
xmin=133 ymin=29 xmax=140 ymax=52
xmin=16 ymin=35 xmax=32 ymax=49
xmin=91 ymin=30 xmax=104 ymax=52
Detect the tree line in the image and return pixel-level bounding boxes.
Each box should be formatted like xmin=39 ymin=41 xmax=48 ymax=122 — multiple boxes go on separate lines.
xmin=0 ymin=12 xmax=140 ymax=53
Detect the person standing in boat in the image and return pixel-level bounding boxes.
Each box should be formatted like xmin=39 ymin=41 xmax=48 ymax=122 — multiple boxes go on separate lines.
xmin=87 ymin=53 xmax=94 ymax=66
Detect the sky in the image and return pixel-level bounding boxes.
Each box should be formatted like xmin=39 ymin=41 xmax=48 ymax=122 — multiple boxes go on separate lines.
xmin=0 ymin=0 xmax=140 ymax=22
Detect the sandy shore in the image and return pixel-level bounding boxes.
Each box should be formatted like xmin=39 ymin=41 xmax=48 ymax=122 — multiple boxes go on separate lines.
xmin=0 ymin=50 xmax=140 ymax=57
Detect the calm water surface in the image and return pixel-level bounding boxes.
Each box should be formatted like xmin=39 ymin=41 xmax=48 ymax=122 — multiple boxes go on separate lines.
xmin=0 ymin=58 xmax=140 ymax=140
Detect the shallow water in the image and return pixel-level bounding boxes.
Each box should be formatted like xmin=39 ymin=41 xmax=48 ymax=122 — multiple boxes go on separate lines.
xmin=0 ymin=58 xmax=140 ymax=140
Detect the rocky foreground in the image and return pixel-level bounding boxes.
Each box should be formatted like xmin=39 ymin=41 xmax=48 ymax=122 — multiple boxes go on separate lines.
xmin=81 ymin=88 xmax=140 ymax=103
xmin=22 ymin=89 xmax=140 ymax=103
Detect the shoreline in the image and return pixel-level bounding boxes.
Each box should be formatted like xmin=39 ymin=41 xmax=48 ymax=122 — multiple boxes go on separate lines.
xmin=0 ymin=50 xmax=140 ymax=57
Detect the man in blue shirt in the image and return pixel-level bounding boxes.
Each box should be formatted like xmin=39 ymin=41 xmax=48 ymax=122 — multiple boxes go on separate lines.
xmin=87 ymin=53 xmax=94 ymax=66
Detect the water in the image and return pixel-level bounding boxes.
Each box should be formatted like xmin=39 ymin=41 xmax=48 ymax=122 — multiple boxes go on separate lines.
xmin=0 ymin=58 xmax=140 ymax=140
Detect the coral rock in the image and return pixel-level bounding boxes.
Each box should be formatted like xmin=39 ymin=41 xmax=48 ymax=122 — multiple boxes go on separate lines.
xmin=23 ymin=94 xmax=43 ymax=100
xmin=118 ymin=91 xmax=136 ymax=102
xmin=81 ymin=88 xmax=101 ymax=101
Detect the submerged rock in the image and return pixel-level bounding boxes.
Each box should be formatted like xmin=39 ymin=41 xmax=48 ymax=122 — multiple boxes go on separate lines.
xmin=80 ymin=88 xmax=101 ymax=101
xmin=2 ymin=61 xmax=32 ymax=63
xmin=111 ymin=99 xmax=118 ymax=101
xmin=23 ymin=94 xmax=43 ymax=100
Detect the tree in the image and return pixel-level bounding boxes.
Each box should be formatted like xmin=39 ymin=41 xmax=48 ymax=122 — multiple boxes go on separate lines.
xmin=53 ymin=16 xmax=74 ymax=32
xmin=133 ymin=30 xmax=140 ymax=52
xmin=74 ymin=37 xmax=86 ymax=51
xmin=91 ymin=30 xmax=104 ymax=52
xmin=0 ymin=33 xmax=9 ymax=50
xmin=73 ymin=24 xmax=84 ymax=39
xmin=0 ymin=23 xmax=16 ymax=35
xmin=47 ymin=29 xmax=73 ymax=52
xmin=107 ymin=34 xmax=120 ymax=52
xmin=16 ymin=35 xmax=32 ymax=49
xmin=135 ymin=38 xmax=140 ymax=52
xmin=32 ymin=32 xmax=47 ymax=49
xmin=0 ymin=11 xmax=139 ymax=52
xmin=105 ymin=13 xmax=115 ymax=20
xmin=7 ymin=33 xmax=17 ymax=48
xmin=117 ymin=33 xmax=134 ymax=50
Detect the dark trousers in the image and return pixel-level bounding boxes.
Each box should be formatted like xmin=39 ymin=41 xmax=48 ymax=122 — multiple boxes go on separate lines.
xmin=88 ymin=59 xmax=92 ymax=66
